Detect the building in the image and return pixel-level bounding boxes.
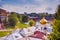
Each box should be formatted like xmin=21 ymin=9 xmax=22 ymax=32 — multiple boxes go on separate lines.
xmin=0 ymin=9 xmax=7 ymax=22
xmin=0 ymin=9 xmax=8 ymax=29
xmin=26 ymin=13 xmax=54 ymax=22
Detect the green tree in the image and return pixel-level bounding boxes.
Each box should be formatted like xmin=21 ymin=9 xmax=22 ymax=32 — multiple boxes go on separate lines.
xmin=22 ymin=15 xmax=28 ymax=23
xmin=49 ymin=20 xmax=60 ymax=40
xmin=54 ymin=5 xmax=60 ymax=20
xmin=8 ymin=12 xmax=18 ymax=28
xmin=17 ymin=14 xmax=22 ymax=23
xmin=49 ymin=5 xmax=60 ymax=40
xmin=3 ymin=19 xmax=7 ymax=26
xmin=29 ymin=20 xmax=35 ymax=26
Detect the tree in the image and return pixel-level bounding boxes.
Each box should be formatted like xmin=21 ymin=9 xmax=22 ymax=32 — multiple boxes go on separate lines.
xmin=49 ymin=5 xmax=60 ymax=40
xmin=8 ymin=12 xmax=18 ymax=28
xmin=29 ymin=20 xmax=35 ymax=26
xmin=3 ymin=19 xmax=7 ymax=26
xmin=49 ymin=20 xmax=60 ymax=40
xmin=54 ymin=5 xmax=60 ymax=20
xmin=22 ymin=15 xmax=28 ymax=23
xmin=16 ymin=14 xmax=22 ymax=23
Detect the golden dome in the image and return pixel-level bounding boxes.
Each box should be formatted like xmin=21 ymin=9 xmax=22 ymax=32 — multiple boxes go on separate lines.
xmin=40 ymin=17 xmax=48 ymax=25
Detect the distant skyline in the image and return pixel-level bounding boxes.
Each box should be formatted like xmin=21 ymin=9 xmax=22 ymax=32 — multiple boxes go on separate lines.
xmin=0 ymin=0 xmax=60 ymax=14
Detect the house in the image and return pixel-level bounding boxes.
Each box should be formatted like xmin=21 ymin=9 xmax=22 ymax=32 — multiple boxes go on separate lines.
xmin=0 ymin=9 xmax=7 ymax=21
xmin=0 ymin=9 xmax=8 ymax=29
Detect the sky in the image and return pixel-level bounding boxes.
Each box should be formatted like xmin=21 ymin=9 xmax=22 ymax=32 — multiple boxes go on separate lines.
xmin=0 ymin=0 xmax=60 ymax=14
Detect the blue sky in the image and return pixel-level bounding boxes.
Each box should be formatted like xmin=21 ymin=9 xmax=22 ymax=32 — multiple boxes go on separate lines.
xmin=0 ymin=0 xmax=60 ymax=14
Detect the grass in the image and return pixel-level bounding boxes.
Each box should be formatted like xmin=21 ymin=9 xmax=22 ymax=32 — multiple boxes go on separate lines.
xmin=15 ymin=22 xmax=30 ymax=29
xmin=0 ymin=22 xmax=30 ymax=37
xmin=5 ymin=22 xmax=30 ymax=29
xmin=0 ymin=31 xmax=11 ymax=37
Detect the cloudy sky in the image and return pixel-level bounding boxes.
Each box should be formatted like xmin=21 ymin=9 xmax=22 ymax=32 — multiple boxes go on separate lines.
xmin=0 ymin=0 xmax=60 ymax=14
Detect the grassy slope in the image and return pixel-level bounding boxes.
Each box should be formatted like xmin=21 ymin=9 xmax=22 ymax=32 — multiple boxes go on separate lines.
xmin=0 ymin=22 xmax=29 ymax=37
xmin=15 ymin=22 xmax=29 ymax=29
xmin=0 ymin=31 xmax=11 ymax=37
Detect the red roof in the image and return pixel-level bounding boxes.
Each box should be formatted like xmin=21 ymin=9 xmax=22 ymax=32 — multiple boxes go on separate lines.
xmin=29 ymin=31 xmax=45 ymax=40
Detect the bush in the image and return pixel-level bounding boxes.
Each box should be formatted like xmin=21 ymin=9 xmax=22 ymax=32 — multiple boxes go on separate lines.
xmin=29 ymin=20 xmax=35 ymax=26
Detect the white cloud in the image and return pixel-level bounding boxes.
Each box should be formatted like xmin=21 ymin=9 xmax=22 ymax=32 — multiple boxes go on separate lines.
xmin=33 ymin=0 xmax=60 ymax=5
xmin=1 ymin=3 xmax=57 ymax=14
xmin=0 ymin=0 xmax=60 ymax=14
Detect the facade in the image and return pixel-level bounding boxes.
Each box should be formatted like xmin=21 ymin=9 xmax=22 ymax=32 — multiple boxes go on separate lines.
xmin=0 ymin=9 xmax=8 ymax=29
xmin=0 ymin=9 xmax=7 ymax=22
